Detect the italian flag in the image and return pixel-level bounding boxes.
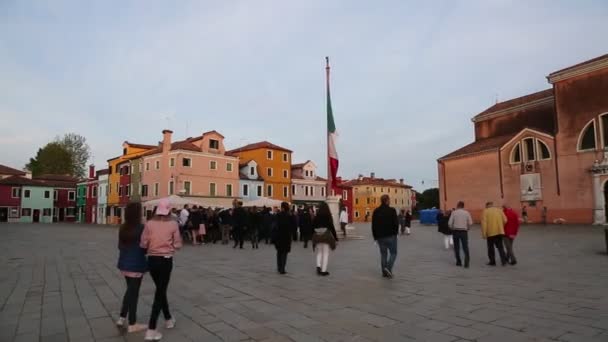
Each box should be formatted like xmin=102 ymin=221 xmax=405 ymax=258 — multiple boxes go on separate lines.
xmin=326 ymin=57 xmax=339 ymax=187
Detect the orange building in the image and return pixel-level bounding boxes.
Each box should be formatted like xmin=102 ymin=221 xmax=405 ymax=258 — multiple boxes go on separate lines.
xmin=345 ymin=173 xmax=413 ymax=222
xmin=106 ymin=142 xmax=156 ymax=224
xmin=439 ymin=54 xmax=608 ymax=224
xmin=227 ymin=141 xmax=292 ymax=202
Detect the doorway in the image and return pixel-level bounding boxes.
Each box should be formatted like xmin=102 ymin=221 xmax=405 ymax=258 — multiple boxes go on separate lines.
xmin=59 ymin=208 xmax=65 ymax=221
xmin=33 ymin=209 xmax=40 ymax=223
xmin=0 ymin=208 xmax=7 ymax=222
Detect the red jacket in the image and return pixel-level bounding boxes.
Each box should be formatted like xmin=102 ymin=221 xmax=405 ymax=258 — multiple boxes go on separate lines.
xmin=503 ymin=208 xmax=520 ymax=237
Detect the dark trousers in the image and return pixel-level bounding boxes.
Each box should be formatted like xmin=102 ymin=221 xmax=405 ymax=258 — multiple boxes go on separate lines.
xmin=487 ymin=235 xmax=507 ymax=265
xmin=377 ymin=235 xmax=398 ymax=272
xmin=250 ymin=229 xmax=259 ymax=248
xmin=340 ymin=222 xmax=347 ymax=236
xmin=120 ymin=276 xmax=142 ymax=325
xmin=276 ymin=251 xmax=288 ymax=273
xmin=503 ymin=237 xmax=517 ymax=263
xmin=233 ymin=228 xmax=244 ymax=248
xmin=452 ymin=230 xmax=470 ymax=266
xmin=148 ymin=256 xmax=173 ymax=330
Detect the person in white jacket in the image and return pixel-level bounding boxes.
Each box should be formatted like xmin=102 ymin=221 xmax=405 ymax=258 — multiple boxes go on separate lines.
xmin=339 ymin=207 xmax=348 ymax=237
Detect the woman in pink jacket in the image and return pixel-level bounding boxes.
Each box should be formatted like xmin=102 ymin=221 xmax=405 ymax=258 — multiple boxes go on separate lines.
xmin=140 ymin=198 xmax=183 ymax=341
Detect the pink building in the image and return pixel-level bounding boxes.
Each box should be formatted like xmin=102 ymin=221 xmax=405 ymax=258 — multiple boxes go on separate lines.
xmin=140 ymin=130 xmax=240 ymax=209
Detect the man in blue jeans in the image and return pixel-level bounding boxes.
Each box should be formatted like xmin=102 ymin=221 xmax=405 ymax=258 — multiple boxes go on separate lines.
xmin=372 ymin=195 xmax=399 ymax=278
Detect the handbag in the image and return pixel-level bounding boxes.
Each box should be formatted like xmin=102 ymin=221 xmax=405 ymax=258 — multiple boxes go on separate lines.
xmin=312 ymin=227 xmax=336 ymax=249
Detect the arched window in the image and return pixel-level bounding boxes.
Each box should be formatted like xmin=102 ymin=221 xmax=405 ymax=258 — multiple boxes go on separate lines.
xmin=578 ymin=120 xmax=596 ymax=151
xmin=537 ymin=140 xmax=551 ymax=160
xmin=511 ymin=143 xmax=521 ymax=163
xmin=523 ymin=138 xmax=536 ymax=161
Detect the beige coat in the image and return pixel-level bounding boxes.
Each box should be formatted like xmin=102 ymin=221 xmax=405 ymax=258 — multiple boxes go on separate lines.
xmin=481 ymin=207 xmax=507 ymax=238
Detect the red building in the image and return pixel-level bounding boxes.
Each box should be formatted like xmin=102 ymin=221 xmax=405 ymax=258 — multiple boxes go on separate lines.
xmin=35 ymin=174 xmax=79 ymax=222
xmin=0 ymin=176 xmax=32 ymax=222
xmin=331 ymin=177 xmax=354 ymax=223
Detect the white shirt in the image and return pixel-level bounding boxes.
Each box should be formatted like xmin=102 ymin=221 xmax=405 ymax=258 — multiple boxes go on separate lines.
xmin=339 ymin=210 xmax=348 ymax=223
xmin=179 ymin=209 xmax=190 ymax=226
xmin=448 ymin=209 xmax=473 ymax=230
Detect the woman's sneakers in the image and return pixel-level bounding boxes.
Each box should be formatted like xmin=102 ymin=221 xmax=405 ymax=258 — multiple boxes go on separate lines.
xmin=127 ymin=324 xmax=147 ymax=333
xmin=165 ymin=318 xmax=176 ymax=329
xmin=116 ymin=317 xmax=126 ymax=327
xmin=144 ymin=330 xmax=163 ymax=341
xmin=316 ymin=267 xmax=322 ymax=275
xmin=321 ymin=271 xmax=330 ymax=276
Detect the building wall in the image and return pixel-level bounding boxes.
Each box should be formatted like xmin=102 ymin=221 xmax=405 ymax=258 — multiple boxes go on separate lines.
xmin=441 ymin=152 xmax=502 ymax=222
xmin=20 ymin=186 xmax=54 ymax=223
xmin=97 ymin=175 xmax=108 ymax=224
xmin=76 ymin=184 xmax=87 ymax=223
xmin=475 ymin=101 xmax=555 ymax=139
xmin=107 ymin=145 xmax=152 ymax=208
xmin=142 ymin=151 xmax=239 ymax=200
xmin=231 ymin=148 xmax=292 ymax=202
xmin=119 ymin=163 xmax=131 ymax=207
xmin=291 ymin=180 xmax=326 ymax=203
xmin=0 ymin=184 xmax=21 ymax=222
xmin=239 ymin=180 xmax=264 ymax=201
xmin=86 ymin=181 xmax=98 ymax=223
xmin=130 ymin=159 xmax=142 ymax=203
xmin=54 ymin=188 xmax=76 ymax=222
xmin=351 ymin=184 xmax=412 ymax=222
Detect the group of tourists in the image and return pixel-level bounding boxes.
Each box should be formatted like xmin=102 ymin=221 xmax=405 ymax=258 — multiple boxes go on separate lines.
xmin=436 ymin=201 xmax=520 ymax=268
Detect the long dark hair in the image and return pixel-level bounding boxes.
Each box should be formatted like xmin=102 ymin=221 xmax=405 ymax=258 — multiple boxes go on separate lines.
xmin=315 ymin=202 xmax=333 ymax=224
xmin=119 ymin=202 xmax=142 ymax=248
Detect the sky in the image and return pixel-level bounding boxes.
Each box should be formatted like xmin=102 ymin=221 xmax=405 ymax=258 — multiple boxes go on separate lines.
xmin=1 ymin=0 xmax=607 ymax=190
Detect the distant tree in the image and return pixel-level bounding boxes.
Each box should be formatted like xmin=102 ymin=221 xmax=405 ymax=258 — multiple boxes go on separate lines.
xmin=415 ymin=188 xmax=439 ymax=210
xmin=55 ymin=133 xmax=91 ymax=178
xmin=26 ymin=142 xmax=74 ymax=176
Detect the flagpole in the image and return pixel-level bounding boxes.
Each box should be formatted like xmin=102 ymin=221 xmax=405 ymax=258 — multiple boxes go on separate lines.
xmin=325 ymin=56 xmax=331 ymax=198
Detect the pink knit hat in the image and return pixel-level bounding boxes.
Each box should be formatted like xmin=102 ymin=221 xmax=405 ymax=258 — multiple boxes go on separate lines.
xmin=156 ymin=197 xmax=171 ymax=216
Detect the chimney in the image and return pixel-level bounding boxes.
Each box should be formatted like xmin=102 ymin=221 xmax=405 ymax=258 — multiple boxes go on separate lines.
xmin=162 ymin=129 xmax=173 ymax=153
xmin=24 ymin=170 xmax=32 ymax=179
xmin=399 ymin=178 xmax=404 ymax=184
xmin=89 ymin=165 xmax=95 ymax=179
xmin=370 ymin=172 xmax=375 ymax=179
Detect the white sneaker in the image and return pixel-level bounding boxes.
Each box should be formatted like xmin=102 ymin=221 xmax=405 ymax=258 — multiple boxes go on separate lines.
xmin=144 ymin=329 xmax=163 ymax=341
xmin=127 ymin=323 xmax=147 ymax=333
xmin=165 ymin=318 xmax=176 ymax=329
xmin=116 ymin=317 xmax=126 ymax=327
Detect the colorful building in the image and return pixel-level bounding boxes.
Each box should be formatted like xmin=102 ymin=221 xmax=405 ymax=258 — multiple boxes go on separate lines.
xmin=227 ymin=141 xmax=293 ymax=202
xmin=291 ymin=160 xmax=327 ymax=206
xmin=238 ymin=160 xmax=264 ymax=202
xmin=439 ymin=54 xmax=608 ymax=224
xmin=107 ymin=142 xmax=156 ymax=224
xmin=76 ymin=182 xmax=87 ymax=223
xmin=0 ymin=164 xmax=27 ymax=180
xmin=345 ymin=173 xmax=413 ymax=222
xmin=96 ymin=169 xmax=109 ymax=224
xmin=0 ymin=175 xmax=30 ymax=222
xmin=331 ymin=177 xmax=354 ymax=223
xmin=140 ymin=130 xmax=239 ymax=209
xmin=35 ymin=174 xmax=78 ymax=222
xmin=20 ymin=183 xmax=54 ymax=223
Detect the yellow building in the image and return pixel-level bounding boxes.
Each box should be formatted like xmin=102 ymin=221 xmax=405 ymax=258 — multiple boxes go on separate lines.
xmin=106 ymin=142 xmax=156 ymax=224
xmin=345 ymin=173 xmax=413 ymax=222
xmin=227 ymin=141 xmax=292 ymax=202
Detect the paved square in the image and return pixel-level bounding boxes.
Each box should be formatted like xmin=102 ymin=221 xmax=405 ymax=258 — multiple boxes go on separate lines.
xmin=1 ymin=223 xmax=607 ymax=342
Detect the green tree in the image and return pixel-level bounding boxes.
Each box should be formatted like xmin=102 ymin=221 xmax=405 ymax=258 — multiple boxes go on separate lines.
xmin=55 ymin=133 xmax=91 ymax=178
xmin=26 ymin=142 xmax=75 ymax=176
xmin=415 ymin=188 xmax=439 ymax=210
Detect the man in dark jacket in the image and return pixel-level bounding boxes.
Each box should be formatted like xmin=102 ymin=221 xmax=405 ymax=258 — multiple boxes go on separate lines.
xmin=372 ymin=195 xmax=399 ymax=278
xmin=232 ymin=201 xmax=248 ymax=249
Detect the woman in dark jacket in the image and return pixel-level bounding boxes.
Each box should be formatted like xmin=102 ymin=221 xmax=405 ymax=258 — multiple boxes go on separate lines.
xmin=116 ymin=202 xmax=147 ymax=333
xmin=299 ymin=206 xmax=314 ymax=248
xmin=312 ymin=202 xmax=338 ymax=276
xmin=274 ymin=202 xmax=296 ymax=274
xmin=436 ymin=210 xmax=453 ymax=250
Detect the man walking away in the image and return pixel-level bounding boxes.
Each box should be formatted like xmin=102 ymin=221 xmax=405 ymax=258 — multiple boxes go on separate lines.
xmin=481 ymin=202 xmax=508 ymax=266
xmin=503 ymin=205 xmax=520 ymax=265
xmin=178 ymin=205 xmax=190 ymax=242
xmin=404 ymin=210 xmax=412 ymax=235
xmin=448 ymin=201 xmax=472 ymax=268
xmin=339 ymin=206 xmax=348 ymax=237
xmin=372 ymin=195 xmax=399 ymax=278
xmin=232 ymin=202 xmax=247 ymax=249
xmin=219 ymin=208 xmax=232 ymax=245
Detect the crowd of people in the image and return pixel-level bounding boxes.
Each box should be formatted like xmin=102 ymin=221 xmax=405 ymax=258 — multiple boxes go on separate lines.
xmin=115 ymin=194 xmax=520 ymax=341
xmin=436 ymin=201 xmax=520 ymax=268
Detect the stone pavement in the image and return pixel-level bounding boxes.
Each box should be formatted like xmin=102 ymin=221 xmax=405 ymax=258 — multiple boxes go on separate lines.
xmin=0 ymin=222 xmax=607 ymax=342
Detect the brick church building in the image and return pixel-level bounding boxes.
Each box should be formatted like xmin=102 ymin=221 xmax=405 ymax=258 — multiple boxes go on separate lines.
xmin=438 ymin=54 xmax=608 ymax=224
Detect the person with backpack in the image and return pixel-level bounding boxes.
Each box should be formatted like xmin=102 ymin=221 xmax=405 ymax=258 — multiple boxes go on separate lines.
xmin=116 ymin=202 xmax=147 ymax=333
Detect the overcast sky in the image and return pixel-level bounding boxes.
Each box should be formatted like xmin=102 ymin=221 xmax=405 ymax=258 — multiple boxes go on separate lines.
xmin=1 ymin=0 xmax=607 ymax=190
